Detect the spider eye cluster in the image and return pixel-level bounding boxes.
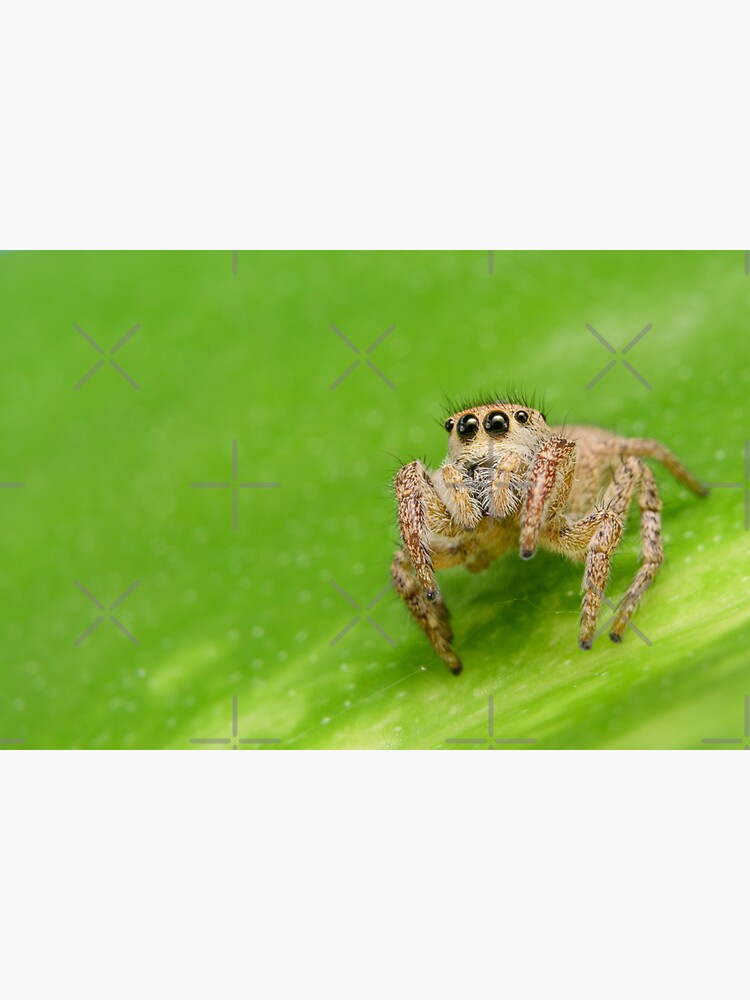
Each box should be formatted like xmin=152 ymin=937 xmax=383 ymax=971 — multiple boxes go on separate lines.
xmin=447 ymin=407 xmax=533 ymax=439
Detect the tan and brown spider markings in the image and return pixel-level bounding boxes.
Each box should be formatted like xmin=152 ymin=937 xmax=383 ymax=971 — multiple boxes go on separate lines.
xmin=391 ymin=400 xmax=707 ymax=674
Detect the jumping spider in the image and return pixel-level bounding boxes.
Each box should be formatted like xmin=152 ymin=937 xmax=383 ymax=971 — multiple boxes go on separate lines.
xmin=392 ymin=399 xmax=707 ymax=674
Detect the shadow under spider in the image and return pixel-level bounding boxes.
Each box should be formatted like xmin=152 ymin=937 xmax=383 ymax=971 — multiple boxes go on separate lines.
xmin=448 ymin=551 xmax=578 ymax=651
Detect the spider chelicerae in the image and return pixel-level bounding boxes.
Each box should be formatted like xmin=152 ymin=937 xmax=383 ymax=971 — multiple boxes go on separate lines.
xmin=391 ymin=398 xmax=707 ymax=674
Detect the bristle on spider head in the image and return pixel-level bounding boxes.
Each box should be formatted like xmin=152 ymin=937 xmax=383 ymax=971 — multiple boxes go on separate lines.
xmin=441 ymin=385 xmax=547 ymax=420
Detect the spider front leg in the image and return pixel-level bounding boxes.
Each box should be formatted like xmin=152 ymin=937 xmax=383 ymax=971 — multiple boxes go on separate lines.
xmin=393 ymin=461 xmax=464 ymax=672
xmin=391 ymin=548 xmax=462 ymax=674
xmin=519 ymin=437 xmax=577 ymax=558
xmin=394 ymin=460 xmax=441 ymax=597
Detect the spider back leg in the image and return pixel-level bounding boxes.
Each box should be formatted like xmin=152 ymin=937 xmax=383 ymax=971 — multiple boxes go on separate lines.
xmin=608 ymin=460 xmax=663 ymax=641
xmin=624 ymin=437 xmax=707 ymax=497
xmin=542 ymin=457 xmax=646 ymax=648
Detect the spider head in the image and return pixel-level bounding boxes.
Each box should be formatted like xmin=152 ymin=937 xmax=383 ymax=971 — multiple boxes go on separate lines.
xmin=443 ymin=402 xmax=547 ymax=468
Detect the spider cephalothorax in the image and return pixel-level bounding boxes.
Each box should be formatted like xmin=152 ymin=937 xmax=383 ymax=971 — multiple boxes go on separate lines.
xmin=391 ymin=399 xmax=706 ymax=674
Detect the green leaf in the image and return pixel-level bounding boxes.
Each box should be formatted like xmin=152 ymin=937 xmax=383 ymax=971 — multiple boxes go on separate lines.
xmin=1 ymin=250 xmax=747 ymax=749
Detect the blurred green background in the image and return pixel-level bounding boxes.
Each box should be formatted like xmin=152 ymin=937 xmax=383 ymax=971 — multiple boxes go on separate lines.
xmin=0 ymin=251 xmax=748 ymax=749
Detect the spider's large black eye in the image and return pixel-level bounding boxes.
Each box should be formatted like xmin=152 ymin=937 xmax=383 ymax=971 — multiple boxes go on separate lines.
xmin=484 ymin=411 xmax=509 ymax=435
xmin=444 ymin=418 xmax=455 ymax=432
xmin=515 ymin=410 xmax=529 ymax=424
xmin=457 ymin=414 xmax=479 ymax=439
